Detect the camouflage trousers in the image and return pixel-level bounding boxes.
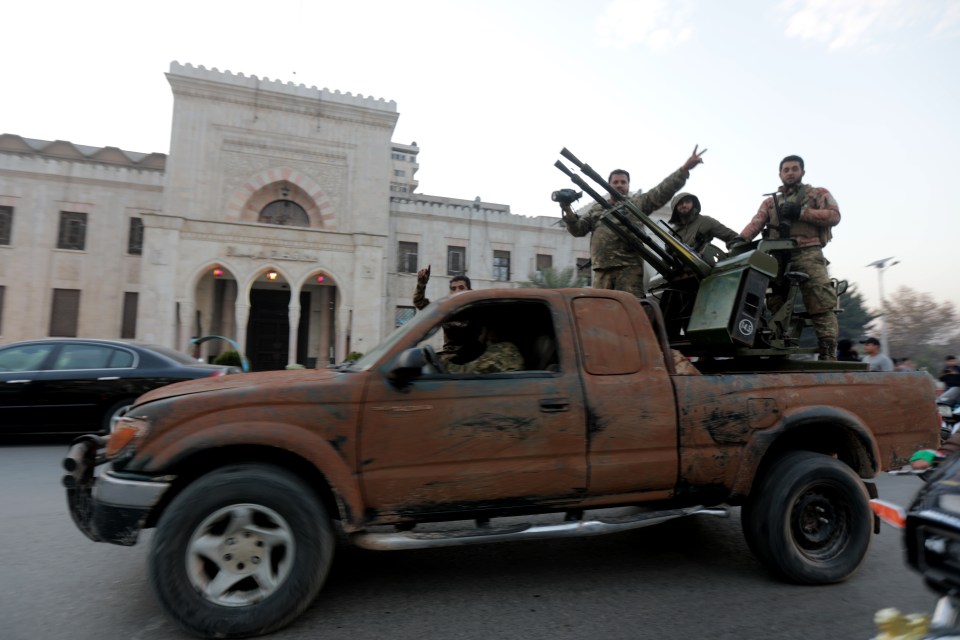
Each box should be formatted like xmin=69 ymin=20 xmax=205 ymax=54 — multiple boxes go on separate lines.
xmin=594 ymin=265 xmax=645 ymax=299
xmin=769 ymin=246 xmax=838 ymax=360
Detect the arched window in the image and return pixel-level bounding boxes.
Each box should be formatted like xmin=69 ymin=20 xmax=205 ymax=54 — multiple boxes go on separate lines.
xmin=258 ymin=200 xmax=310 ymax=227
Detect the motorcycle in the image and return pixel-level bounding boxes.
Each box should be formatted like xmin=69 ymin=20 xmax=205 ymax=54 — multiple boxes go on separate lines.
xmin=938 ymin=387 xmax=960 ymax=446
xmin=870 ymin=454 xmax=960 ymax=639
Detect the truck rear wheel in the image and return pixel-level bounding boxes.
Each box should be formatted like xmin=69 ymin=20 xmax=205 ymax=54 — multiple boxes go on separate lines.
xmin=741 ymin=450 xmax=871 ymax=584
xmin=149 ymin=464 xmax=333 ymax=638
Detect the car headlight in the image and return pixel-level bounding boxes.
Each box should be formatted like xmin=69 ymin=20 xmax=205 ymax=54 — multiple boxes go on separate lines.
xmin=106 ymin=414 xmax=150 ymax=460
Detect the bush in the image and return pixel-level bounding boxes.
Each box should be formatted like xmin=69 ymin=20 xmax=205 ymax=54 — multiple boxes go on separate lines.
xmin=213 ymin=350 xmax=243 ymax=367
xmin=346 ymin=351 xmax=364 ymax=362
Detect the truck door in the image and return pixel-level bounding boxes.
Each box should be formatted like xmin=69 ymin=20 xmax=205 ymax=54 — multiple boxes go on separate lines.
xmin=572 ymin=296 xmax=679 ymax=497
xmin=359 ymin=299 xmax=587 ymax=517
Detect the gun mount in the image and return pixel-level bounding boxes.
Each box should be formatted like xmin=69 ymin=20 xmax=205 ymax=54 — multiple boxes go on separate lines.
xmin=555 ymin=148 xmax=833 ymax=358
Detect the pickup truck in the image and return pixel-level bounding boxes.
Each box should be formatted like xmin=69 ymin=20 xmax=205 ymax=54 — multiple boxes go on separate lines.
xmin=63 ymin=288 xmax=939 ymax=638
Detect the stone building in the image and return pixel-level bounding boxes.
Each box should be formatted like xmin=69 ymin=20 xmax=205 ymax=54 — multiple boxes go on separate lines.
xmin=0 ymin=63 xmax=589 ymax=369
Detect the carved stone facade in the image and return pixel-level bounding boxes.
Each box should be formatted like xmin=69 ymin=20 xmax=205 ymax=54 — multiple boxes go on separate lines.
xmin=0 ymin=63 xmax=588 ymax=368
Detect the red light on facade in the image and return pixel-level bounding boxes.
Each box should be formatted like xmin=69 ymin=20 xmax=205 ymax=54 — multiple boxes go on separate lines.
xmin=317 ymin=274 xmax=325 ymax=283
xmin=212 ymin=268 xmax=224 ymax=277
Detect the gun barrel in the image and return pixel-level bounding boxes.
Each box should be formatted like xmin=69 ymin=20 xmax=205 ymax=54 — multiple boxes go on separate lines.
xmin=556 ymin=148 xmax=712 ymax=280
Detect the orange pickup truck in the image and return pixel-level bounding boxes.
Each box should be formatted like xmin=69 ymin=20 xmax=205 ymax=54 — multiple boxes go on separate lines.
xmin=63 ymin=288 xmax=938 ymax=638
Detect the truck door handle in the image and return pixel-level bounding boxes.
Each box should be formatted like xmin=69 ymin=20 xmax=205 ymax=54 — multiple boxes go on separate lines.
xmin=539 ymin=398 xmax=570 ymax=413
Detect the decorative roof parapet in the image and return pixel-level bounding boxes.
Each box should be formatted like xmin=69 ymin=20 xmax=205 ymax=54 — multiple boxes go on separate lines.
xmin=391 ymin=194 xmax=567 ymax=229
xmin=169 ymin=62 xmax=397 ymax=113
xmin=0 ymin=133 xmax=166 ymax=170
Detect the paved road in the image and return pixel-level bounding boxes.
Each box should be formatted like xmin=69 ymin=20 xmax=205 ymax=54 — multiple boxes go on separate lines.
xmin=0 ymin=439 xmax=936 ymax=640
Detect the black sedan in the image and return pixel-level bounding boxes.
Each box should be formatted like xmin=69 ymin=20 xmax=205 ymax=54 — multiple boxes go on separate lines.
xmin=0 ymin=338 xmax=240 ymax=434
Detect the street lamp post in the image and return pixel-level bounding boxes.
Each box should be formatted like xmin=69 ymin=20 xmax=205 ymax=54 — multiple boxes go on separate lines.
xmin=866 ymin=257 xmax=899 ymax=356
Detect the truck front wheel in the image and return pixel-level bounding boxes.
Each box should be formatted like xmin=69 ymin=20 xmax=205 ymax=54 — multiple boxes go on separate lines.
xmin=741 ymin=450 xmax=871 ymax=584
xmin=149 ymin=464 xmax=333 ymax=638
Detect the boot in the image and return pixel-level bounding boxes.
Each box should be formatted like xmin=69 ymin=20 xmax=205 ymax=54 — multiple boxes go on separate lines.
xmin=818 ymin=338 xmax=837 ymax=362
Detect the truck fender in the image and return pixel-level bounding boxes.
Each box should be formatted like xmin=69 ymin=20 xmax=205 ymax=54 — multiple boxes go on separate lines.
xmin=133 ymin=421 xmax=363 ymax=528
xmin=731 ymin=405 xmax=880 ymax=500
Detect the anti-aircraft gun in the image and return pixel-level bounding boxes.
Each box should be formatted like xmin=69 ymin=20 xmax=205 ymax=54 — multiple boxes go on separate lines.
xmin=554 ymin=148 xmax=841 ymax=359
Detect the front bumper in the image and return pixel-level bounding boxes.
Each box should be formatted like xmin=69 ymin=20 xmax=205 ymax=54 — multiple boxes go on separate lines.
xmin=62 ymin=435 xmax=172 ymax=546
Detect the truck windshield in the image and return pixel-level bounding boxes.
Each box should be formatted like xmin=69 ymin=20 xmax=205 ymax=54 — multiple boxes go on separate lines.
xmin=349 ymin=309 xmax=439 ymax=371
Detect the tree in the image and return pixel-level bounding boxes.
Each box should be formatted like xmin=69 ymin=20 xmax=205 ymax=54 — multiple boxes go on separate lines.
xmin=873 ymin=286 xmax=960 ymax=372
xmin=521 ymin=266 xmax=587 ymax=289
xmin=837 ymin=283 xmax=877 ymax=344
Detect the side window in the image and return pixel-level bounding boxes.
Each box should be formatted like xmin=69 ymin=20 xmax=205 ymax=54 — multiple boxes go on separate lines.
xmin=414 ymin=301 xmax=558 ymax=375
xmin=0 ymin=344 xmax=55 ymax=372
xmin=572 ymin=297 xmax=641 ymax=375
xmin=53 ymin=344 xmax=113 ymax=370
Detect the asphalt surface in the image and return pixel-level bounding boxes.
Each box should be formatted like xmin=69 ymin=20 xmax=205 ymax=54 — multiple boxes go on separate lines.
xmin=0 ymin=438 xmax=936 ymax=640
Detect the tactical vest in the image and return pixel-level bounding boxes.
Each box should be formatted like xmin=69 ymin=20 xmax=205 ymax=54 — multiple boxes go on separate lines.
xmin=768 ymin=185 xmax=832 ymax=247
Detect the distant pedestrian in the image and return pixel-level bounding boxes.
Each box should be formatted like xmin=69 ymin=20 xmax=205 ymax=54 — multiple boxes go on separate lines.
xmin=859 ymin=337 xmax=893 ymax=372
xmin=894 ymin=357 xmax=917 ymax=372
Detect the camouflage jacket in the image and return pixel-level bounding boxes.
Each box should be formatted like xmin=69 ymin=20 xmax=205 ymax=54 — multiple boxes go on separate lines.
xmin=413 ymin=280 xmax=429 ymax=310
xmin=670 ymin=214 xmax=739 ymax=254
xmin=446 ymin=341 xmax=524 ymax=374
xmin=740 ymin=183 xmax=840 ymax=248
xmin=563 ymin=168 xmax=690 ymax=270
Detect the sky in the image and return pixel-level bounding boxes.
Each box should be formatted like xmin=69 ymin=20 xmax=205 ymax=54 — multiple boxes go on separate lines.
xmin=3 ymin=0 xmax=958 ymax=312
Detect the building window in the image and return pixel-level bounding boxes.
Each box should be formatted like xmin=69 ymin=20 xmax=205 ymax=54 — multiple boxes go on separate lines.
xmin=447 ymin=246 xmax=466 ymax=276
xmin=390 ymin=183 xmax=408 ymax=193
xmin=0 ymin=205 xmax=12 ymax=245
xmin=121 ymin=292 xmax=138 ymax=339
xmin=258 ymin=200 xmax=310 ymax=227
xmin=392 ymin=153 xmax=406 ymax=161
xmin=0 ymin=285 xmax=4 ymax=335
xmin=536 ymin=254 xmax=553 ymax=277
xmin=394 ymin=169 xmax=406 ymax=177
xmin=493 ymin=250 xmax=511 ymax=281
xmin=50 ymin=288 xmax=81 ymax=337
xmin=398 ymin=241 xmax=418 ymax=273
xmin=128 ymin=217 xmax=144 ymax=255
xmin=57 ymin=211 xmax=87 ymax=250
xmin=395 ymin=306 xmax=416 ymax=327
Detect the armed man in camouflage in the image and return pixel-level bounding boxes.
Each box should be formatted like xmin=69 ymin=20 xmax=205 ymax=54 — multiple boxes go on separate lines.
xmin=560 ymin=146 xmax=706 ymax=298
xmin=445 ymin=322 xmax=524 ymax=374
xmin=667 ymin=192 xmax=740 ymax=258
xmin=736 ymin=155 xmax=841 ymax=361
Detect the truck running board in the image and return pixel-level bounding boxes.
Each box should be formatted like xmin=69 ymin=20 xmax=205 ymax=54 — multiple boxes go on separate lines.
xmin=351 ymin=505 xmax=730 ymax=551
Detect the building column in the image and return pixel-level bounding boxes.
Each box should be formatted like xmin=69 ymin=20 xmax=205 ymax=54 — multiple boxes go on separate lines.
xmin=287 ymin=300 xmax=301 ymax=367
xmin=318 ymin=287 xmax=332 ymax=365
xmin=235 ymin=302 xmax=250 ymax=358
xmin=177 ymin=299 xmax=196 ymax=355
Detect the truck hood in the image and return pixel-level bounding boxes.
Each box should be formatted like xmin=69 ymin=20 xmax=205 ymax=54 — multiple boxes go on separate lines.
xmin=134 ymin=368 xmax=345 ymax=405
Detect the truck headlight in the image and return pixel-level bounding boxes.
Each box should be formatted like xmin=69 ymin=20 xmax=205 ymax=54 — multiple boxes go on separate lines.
xmin=106 ymin=415 xmax=150 ymax=460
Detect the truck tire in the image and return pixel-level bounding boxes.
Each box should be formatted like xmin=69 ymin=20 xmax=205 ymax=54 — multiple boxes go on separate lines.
xmin=740 ymin=450 xmax=871 ymax=584
xmin=149 ymin=464 xmax=333 ymax=638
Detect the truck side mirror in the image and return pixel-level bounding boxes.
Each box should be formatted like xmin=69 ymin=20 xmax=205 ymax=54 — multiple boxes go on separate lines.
xmin=388 ymin=348 xmax=428 ymax=383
